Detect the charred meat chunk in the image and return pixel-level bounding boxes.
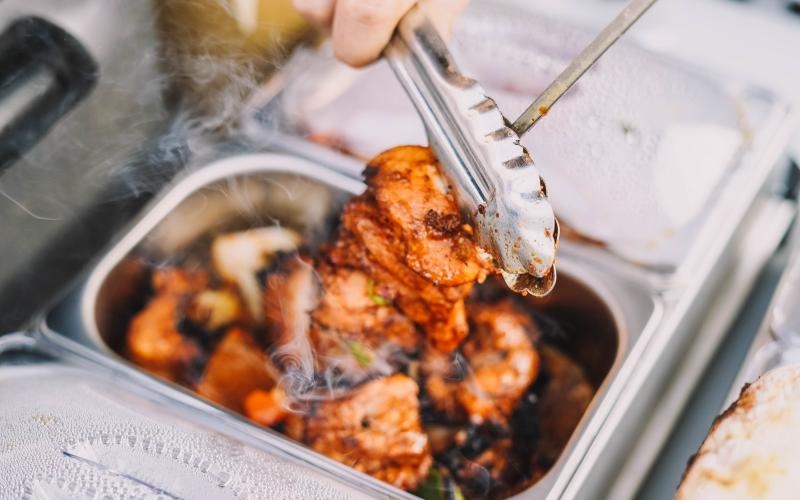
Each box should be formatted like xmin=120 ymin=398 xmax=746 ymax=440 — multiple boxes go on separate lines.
xmin=127 ymin=267 xmax=245 ymax=384
xmin=127 ymin=293 xmax=200 ymax=383
xmin=127 ymin=267 xmax=208 ymax=383
xmin=440 ymin=424 xmax=514 ymax=498
xmin=458 ymin=299 xmax=540 ymax=425
xmin=195 ymin=327 xmax=280 ymax=413
xmin=295 ymin=374 xmax=432 ymax=491
xmin=309 ymin=264 xmax=421 ymax=382
xmin=325 ymin=146 xmax=492 ymax=353
xmin=424 ymin=299 xmax=540 ymax=425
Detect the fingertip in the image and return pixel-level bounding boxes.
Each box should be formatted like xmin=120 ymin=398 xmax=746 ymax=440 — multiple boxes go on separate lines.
xmin=332 ymin=45 xmax=378 ymax=68
xmin=421 ymin=0 xmax=469 ymax=39
xmin=332 ymin=0 xmax=415 ymax=67
xmin=337 ymin=0 xmax=396 ymax=29
xmin=293 ymin=0 xmax=335 ymax=27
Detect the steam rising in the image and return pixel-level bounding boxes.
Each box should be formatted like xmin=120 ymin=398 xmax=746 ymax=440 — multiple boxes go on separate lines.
xmin=94 ymin=0 xmax=311 ymax=202
xmin=270 ymin=255 xmax=319 ymax=398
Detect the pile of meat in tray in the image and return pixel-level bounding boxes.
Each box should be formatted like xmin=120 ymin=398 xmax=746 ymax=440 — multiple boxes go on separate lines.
xmin=125 ymin=146 xmax=594 ymax=499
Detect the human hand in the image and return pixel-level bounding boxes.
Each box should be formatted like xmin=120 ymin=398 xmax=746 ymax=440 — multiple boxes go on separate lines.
xmin=293 ymin=0 xmax=468 ymax=67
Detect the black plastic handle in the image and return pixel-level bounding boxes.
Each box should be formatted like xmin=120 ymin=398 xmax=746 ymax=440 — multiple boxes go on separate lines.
xmin=0 ymin=17 xmax=97 ymax=172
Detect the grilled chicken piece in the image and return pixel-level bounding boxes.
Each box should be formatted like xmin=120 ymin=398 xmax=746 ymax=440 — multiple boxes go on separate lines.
xmin=196 ymin=327 xmax=280 ymax=413
xmin=126 ymin=268 xmax=208 ymax=383
xmin=366 ymin=148 xmax=487 ymax=286
xmin=293 ymin=374 xmax=432 ymax=491
xmin=128 ymin=267 xmax=245 ymax=384
xmin=421 ymin=347 xmax=469 ymax=421
xmin=312 ymin=265 xmax=419 ymax=351
xmin=443 ymin=425 xmax=515 ymax=498
xmin=326 ymin=146 xmax=492 ymax=353
xmin=212 ymin=227 xmax=300 ymax=321
xmin=310 ymin=264 xmax=421 ymax=382
xmin=458 ymin=300 xmax=540 ymax=424
xmin=331 ymin=204 xmax=473 ymax=354
xmin=127 ymin=294 xmax=200 ymax=383
xmin=424 ymin=299 xmax=540 ymax=425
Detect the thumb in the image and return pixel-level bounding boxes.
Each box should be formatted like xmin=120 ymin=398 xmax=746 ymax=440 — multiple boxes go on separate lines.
xmin=420 ymin=0 xmax=469 ymax=40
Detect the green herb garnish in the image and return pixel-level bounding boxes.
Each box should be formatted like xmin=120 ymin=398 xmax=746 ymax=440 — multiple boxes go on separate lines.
xmin=416 ymin=467 xmax=465 ymax=500
xmin=366 ymin=279 xmax=390 ymax=306
xmin=407 ymin=361 xmax=420 ymax=381
xmin=345 ymin=340 xmax=373 ymax=368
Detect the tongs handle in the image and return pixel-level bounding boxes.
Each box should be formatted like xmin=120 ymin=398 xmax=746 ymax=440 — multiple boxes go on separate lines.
xmin=511 ymin=0 xmax=660 ymax=136
xmin=384 ymin=5 xmax=490 ymax=207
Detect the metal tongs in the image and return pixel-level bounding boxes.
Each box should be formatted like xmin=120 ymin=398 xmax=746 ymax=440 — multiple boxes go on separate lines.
xmin=385 ymin=0 xmax=657 ymax=295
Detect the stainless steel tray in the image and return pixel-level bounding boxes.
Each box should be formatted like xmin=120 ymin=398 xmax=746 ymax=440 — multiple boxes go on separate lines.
xmin=34 ymin=115 xmax=796 ymax=500
xmin=39 ymin=151 xmax=659 ymax=498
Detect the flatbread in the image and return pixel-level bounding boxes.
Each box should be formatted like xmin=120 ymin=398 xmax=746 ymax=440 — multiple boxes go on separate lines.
xmin=678 ymin=365 xmax=800 ymax=499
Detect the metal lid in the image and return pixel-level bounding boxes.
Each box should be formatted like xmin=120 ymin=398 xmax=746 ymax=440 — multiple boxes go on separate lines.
xmin=0 ymin=334 xmax=372 ymax=499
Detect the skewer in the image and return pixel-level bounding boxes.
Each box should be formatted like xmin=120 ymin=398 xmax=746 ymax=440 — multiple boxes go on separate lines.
xmin=510 ymin=0 xmax=659 ymax=137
